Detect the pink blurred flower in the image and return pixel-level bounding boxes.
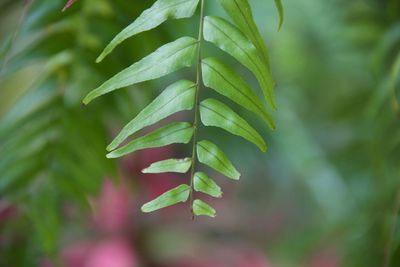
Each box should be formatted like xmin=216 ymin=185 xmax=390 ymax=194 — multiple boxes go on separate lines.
xmin=85 ymin=238 xmax=137 ymax=267
xmin=91 ymin=179 xmax=131 ymax=233
xmin=60 ymin=238 xmax=137 ymax=267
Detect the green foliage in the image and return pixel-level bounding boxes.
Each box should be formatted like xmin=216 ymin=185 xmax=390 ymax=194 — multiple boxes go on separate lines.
xmin=192 ymin=199 xmax=216 ymax=217
xmin=141 ymin=184 xmax=191 ymax=212
xmin=83 ymin=37 xmax=199 ymax=105
xmin=106 ymin=122 xmax=194 ymax=158
xmin=96 ymin=0 xmax=200 ymax=63
xmin=142 ymin=158 xmax=193 ymax=174
xmin=197 ymin=140 xmax=240 ymax=180
xmin=108 ymin=80 xmax=196 ymax=151
xmin=84 ymin=0 xmax=281 ymax=217
xmin=193 ymin=172 xmax=222 ymax=198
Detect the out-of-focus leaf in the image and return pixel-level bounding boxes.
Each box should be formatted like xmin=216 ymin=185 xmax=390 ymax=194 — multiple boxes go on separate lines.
xmin=142 ymin=158 xmax=192 ymax=173
xmin=192 ymin=199 xmax=216 ymax=217
xmin=193 ymin=172 xmax=222 ymax=198
xmin=200 ymin=98 xmax=267 ymax=151
xmin=83 ymin=37 xmax=198 ymax=104
xmin=108 ymin=80 xmax=196 ymax=151
xmin=197 ymin=140 xmax=240 ymax=180
xmin=141 ymin=184 xmax=191 ymax=212
xmin=97 ymin=0 xmax=200 ymax=62
xmin=29 ymin=189 xmax=59 ymax=254
xmin=274 ymin=0 xmax=284 ymax=30
xmin=202 ymin=57 xmax=274 ymax=129
xmin=107 ymin=122 xmax=194 ymax=158
xmin=203 ymin=16 xmax=276 ymax=109
xmin=62 ymin=0 xmax=78 ymax=12
xmin=216 ymin=0 xmax=270 ymax=65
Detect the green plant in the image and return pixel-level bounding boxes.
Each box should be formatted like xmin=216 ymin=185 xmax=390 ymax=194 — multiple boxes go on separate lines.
xmin=83 ymin=0 xmax=283 ymax=218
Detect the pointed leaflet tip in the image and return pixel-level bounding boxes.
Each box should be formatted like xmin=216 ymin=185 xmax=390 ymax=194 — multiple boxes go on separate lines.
xmin=62 ymin=0 xmax=78 ymax=12
xmin=274 ymin=0 xmax=284 ymax=31
xmin=96 ymin=0 xmax=200 ymax=62
xmin=95 ymin=56 xmax=102 ymax=63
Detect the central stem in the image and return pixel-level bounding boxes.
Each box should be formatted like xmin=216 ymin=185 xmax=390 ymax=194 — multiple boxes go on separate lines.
xmin=189 ymin=0 xmax=205 ymax=219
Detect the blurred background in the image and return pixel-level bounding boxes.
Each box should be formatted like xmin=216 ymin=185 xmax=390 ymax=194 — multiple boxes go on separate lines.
xmin=1 ymin=0 xmax=400 ymax=266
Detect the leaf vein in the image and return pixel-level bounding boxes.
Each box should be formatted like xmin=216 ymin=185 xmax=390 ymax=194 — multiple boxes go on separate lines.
xmin=200 ymin=103 xmax=261 ymax=143
xmin=206 ymin=18 xmax=265 ymax=85
xmin=203 ymin=61 xmax=264 ymax=114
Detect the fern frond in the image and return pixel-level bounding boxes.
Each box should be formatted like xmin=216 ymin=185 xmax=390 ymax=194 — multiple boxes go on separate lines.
xmin=83 ymin=0 xmax=282 ymax=218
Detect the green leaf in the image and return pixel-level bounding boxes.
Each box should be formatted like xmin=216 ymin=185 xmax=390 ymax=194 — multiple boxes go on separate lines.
xmin=193 ymin=199 xmax=216 ymax=217
xmin=197 ymin=140 xmax=240 ymax=180
xmin=96 ymin=0 xmax=200 ymax=62
xmin=200 ymin=98 xmax=267 ymax=152
xmin=83 ymin=37 xmax=198 ymax=104
xmin=107 ymin=80 xmax=196 ymax=151
xmin=107 ymin=122 xmax=194 ymax=158
xmin=203 ymin=16 xmax=276 ymax=110
xmin=193 ymin=172 xmax=222 ymax=198
xmin=141 ymin=184 xmax=191 ymax=212
xmin=274 ymin=0 xmax=284 ymax=30
xmin=142 ymin=158 xmax=192 ymax=174
xmin=202 ymin=57 xmax=274 ymax=129
xmin=216 ymin=0 xmax=270 ymax=65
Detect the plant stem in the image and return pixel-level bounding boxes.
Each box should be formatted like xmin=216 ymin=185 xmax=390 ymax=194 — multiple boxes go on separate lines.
xmin=189 ymin=0 xmax=205 ymax=219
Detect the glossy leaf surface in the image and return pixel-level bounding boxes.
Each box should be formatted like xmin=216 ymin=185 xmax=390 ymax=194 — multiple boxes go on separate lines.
xmin=192 ymin=199 xmax=216 ymax=217
xmin=203 ymin=16 xmax=276 ymax=109
xmin=202 ymin=57 xmax=274 ymax=129
xmin=97 ymin=0 xmax=200 ymax=62
xmin=83 ymin=37 xmax=198 ymax=104
xmin=107 ymin=122 xmax=194 ymax=158
xmin=142 ymin=158 xmax=192 ymax=174
xmin=142 ymin=184 xmax=191 ymax=212
xmin=197 ymin=140 xmax=240 ymax=180
xmin=108 ymin=80 xmax=196 ymax=151
xmin=193 ymin=172 xmax=222 ymax=198
xmin=200 ymin=98 xmax=267 ymax=151
xmin=217 ymin=0 xmax=270 ymax=65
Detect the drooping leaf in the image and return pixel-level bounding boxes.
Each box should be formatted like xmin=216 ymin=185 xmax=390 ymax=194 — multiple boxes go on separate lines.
xmin=216 ymin=0 xmax=270 ymax=65
xmin=197 ymin=140 xmax=240 ymax=180
xmin=107 ymin=122 xmax=194 ymax=158
xmin=193 ymin=172 xmax=222 ymax=198
xmin=203 ymin=16 xmax=276 ymax=109
xmin=142 ymin=158 xmax=192 ymax=174
xmin=192 ymin=199 xmax=216 ymax=217
xmin=83 ymin=37 xmax=198 ymax=104
xmin=274 ymin=0 xmax=284 ymax=30
xmin=141 ymin=184 xmax=191 ymax=212
xmin=200 ymin=98 xmax=267 ymax=152
xmin=108 ymin=80 xmax=196 ymax=151
xmin=97 ymin=0 xmax=200 ymax=62
xmin=202 ymin=57 xmax=274 ymax=129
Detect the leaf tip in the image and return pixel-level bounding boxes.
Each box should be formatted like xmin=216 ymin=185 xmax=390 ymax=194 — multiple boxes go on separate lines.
xmin=259 ymin=140 xmax=268 ymax=152
xmin=82 ymin=95 xmax=91 ymax=105
xmin=141 ymin=205 xmax=150 ymax=213
xmin=106 ymin=142 xmax=117 ymax=152
xmin=96 ymin=54 xmax=104 ymax=63
xmin=106 ymin=152 xmax=117 ymax=159
xmin=233 ymin=171 xmax=241 ymax=180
